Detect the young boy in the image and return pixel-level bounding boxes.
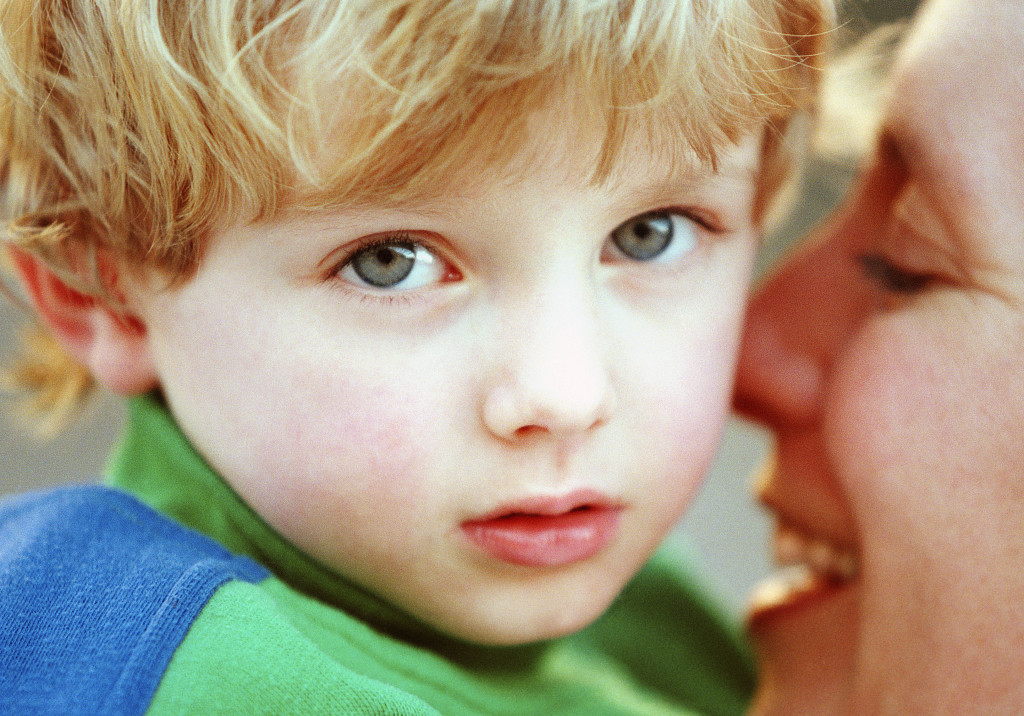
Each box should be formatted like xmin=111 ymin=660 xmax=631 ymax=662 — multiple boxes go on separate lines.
xmin=0 ymin=0 xmax=832 ymax=713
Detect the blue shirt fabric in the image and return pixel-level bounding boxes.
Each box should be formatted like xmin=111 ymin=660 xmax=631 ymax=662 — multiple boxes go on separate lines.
xmin=0 ymin=486 xmax=268 ymax=715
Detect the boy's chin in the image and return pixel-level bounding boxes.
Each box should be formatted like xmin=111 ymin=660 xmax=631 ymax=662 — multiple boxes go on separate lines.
xmin=421 ymin=585 xmax=620 ymax=647
xmin=446 ymin=613 xmax=600 ymax=648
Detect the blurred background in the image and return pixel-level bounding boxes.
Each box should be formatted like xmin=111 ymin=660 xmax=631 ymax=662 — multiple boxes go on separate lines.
xmin=0 ymin=0 xmax=920 ymax=618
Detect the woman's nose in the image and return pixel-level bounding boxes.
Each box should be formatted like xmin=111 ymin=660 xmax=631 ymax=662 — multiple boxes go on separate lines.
xmin=733 ymin=244 xmax=827 ymax=428
xmin=735 ymin=154 xmax=903 ymax=430
xmin=482 ymin=288 xmax=616 ymax=442
xmin=734 ymin=214 xmax=875 ymax=429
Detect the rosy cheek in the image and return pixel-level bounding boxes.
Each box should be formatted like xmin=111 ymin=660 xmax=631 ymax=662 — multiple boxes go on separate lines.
xmin=634 ymin=347 xmax=734 ymax=500
xmin=320 ymin=395 xmax=433 ymax=485
xmin=255 ymin=374 xmax=442 ymax=522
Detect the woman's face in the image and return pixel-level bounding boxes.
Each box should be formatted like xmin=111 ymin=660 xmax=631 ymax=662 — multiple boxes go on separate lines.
xmin=734 ymin=0 xmax=1024 ymax=712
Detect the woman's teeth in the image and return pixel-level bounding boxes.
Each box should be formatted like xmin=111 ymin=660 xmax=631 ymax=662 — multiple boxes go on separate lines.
xmin=747 ymin=524 xmax=858 ymax=617
xmin=774 ymin=525 xmax=857 ymax=581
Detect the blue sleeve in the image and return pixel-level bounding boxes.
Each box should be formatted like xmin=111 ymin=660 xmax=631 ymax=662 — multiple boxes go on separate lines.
xmin=0 ymin=486 xmax=269 ymax=716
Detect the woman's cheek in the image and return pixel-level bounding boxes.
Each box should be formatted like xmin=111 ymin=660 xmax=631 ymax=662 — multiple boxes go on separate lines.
xmin=821 ymin=316 xmax=969 ymax=532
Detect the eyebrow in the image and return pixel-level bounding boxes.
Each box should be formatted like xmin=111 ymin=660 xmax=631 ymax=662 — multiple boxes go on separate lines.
xmin=877 ymin=123 xmax=916 ymax=174
xmin=617 ymin=138 xmax=757 ymax=181
xmin=610 ymin=155 xmax=759 ymax=209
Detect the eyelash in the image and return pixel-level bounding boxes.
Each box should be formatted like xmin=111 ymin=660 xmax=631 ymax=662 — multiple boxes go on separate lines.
xmin=858 ymin=254 xmax=933 ymax=294
xmin=329 ymin=230 xmax=457 ymax=275
xmin=332 ymin=231 xmax=415 ymax=270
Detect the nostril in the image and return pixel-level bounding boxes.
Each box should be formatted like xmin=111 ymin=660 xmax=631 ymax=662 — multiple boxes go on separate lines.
xmin=513 ymin=425 xmax=544 ymax=439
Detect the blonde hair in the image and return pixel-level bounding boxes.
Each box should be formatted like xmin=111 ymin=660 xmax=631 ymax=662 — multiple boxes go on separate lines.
xmin=1 ymin=0 xmax=834 ymax=428
xmin=815 ymin=21 xmax=904 ymax=165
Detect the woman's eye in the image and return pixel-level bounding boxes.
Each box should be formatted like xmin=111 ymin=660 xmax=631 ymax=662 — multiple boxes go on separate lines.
xmin=607 ymin=210 xmax=700 ymax=263
xmin=337 ymin=239 xmax=449 ymax=290
xmin=858 ymin=254 xmax=932 ymax=294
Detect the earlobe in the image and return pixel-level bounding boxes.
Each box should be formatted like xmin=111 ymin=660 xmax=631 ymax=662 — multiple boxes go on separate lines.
xmin=7 ymin=248 xmax=160 ymax=396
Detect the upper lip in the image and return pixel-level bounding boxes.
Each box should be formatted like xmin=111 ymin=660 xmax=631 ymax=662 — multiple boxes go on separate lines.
xmin=465 ymin=489 xmax=623 ymax=523
xmin=755 ymin=455 xmax=858 ymax=555
xmin=759 ymin=496 xmax=857 ymax=554
xmin=758 ymin=492 xmax=860 ymax=580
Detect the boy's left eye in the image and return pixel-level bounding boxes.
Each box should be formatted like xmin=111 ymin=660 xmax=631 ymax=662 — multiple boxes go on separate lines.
xmin=337 ymin=239 xmax=451 ymax=290
xmin=605 ymin=210 xmax=700 ymax=264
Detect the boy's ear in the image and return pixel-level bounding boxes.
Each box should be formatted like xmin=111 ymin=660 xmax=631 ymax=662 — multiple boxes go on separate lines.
xmin=7 ymin=248 xmax=159 ymax=396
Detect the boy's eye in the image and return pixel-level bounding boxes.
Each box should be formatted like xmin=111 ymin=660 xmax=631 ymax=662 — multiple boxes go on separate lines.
xmin=858 ymin=253 xmax=933 ymax=294
xmin=606 ymin=210 xmax=699 ymax=263
xmin=338 ymin=239 xmax=449 ymax=290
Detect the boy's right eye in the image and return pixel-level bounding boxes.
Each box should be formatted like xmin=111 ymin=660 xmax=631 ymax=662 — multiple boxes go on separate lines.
xmin=336 ymin=237 xmax=455 ymax=290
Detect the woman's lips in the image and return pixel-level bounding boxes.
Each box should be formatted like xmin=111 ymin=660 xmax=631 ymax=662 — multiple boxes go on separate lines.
xmin=461 ymin=492 xmax=622 ymax=568
xmin=747 ymin=520 xmax=859 ymax=627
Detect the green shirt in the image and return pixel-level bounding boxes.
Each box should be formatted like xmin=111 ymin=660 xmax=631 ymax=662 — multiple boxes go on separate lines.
xmin=107 ymin=395 xmax=754 ymax=714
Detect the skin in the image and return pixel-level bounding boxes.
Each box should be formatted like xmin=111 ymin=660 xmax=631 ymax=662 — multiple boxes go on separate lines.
xmin=734 ymin=0 xmax=1024 ymax=712
xmin=57 ymin=102 xmax=763 ymax=646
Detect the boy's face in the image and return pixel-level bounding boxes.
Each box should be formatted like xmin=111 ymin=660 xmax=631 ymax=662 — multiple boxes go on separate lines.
xmin=129 ymin=105 xmax=762 ymax=645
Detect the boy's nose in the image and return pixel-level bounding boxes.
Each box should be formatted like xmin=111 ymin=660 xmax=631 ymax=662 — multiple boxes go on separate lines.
xmin=482 ymin=290 xmax=615 ymax=442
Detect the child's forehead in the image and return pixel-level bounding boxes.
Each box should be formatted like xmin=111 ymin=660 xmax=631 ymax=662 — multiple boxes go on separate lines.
xmin=296 ymin=87 xmax=762 ymax=213
xmin=494 ymin=91 xmax=711 ymax=183
xmin=479 ymin=124 xmax=756 ymax=199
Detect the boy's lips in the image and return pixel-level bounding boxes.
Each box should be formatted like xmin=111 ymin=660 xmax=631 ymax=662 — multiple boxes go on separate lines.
xmin=461 ymin=491 xmax=623 ymax=568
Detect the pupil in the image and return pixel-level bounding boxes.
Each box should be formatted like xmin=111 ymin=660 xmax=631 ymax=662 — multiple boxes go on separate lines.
xmin=351 ymin=241 xmax=417 ymax=287
xmin=611 ymin=212 xmax=673 ymax=261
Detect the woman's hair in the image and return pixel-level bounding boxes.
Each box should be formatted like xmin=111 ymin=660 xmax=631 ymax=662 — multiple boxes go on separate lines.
xmin=815 ymin=21 xmax=905 ymax=165
xmin=0 ymin=0 xmax=834 ymax=428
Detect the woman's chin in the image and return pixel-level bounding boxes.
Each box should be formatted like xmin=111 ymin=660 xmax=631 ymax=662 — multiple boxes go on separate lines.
xmin=746 ymin=575 xmax=860 ymax=716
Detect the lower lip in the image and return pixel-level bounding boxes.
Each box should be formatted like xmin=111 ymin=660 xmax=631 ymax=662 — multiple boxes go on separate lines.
xmin=747 ymin=569 xmax=855 ymax=630
xmin=461 ymin=508 xmax=621 ymax=567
